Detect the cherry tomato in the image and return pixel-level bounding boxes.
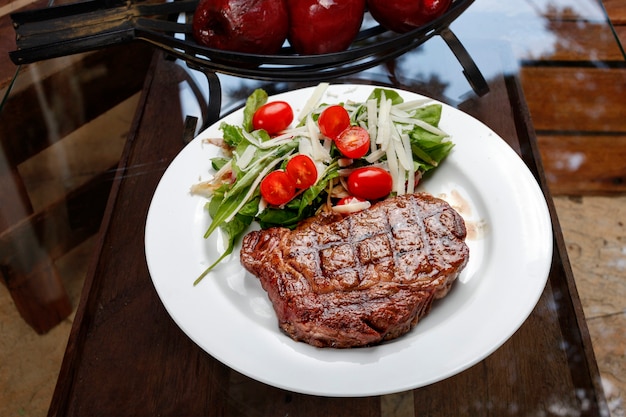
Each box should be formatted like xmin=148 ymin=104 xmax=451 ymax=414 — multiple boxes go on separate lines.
xmin=252 ymin=101 xmax=294 ymax=135
xmin=335 ymin=126 xmax=370 ymax=159
xmin=318 ymin=105 xmax=350 ymax=140
xmin=347 ymin=167 xmax=393 ymax=201
xmin=286 ymin=154 xmax=318 ymax=189
xmin=260 ymin=170 xmax=296 ymax=206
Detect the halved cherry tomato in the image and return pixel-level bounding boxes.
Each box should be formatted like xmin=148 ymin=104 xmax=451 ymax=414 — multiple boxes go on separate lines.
xmin=335 ymin=126 xmax=370 ymax=159
xmin=260 ymin=170 xmax=296 ymax=206
xmin=318 ymin=105 xmax=350 ymax=140
xmin=252 ymin=101 xmax=294 ymax=135
xmin=347 ymin=167 xmax=393 ymax=200
xmin=286 ymin=154 xmax=317 ymax=189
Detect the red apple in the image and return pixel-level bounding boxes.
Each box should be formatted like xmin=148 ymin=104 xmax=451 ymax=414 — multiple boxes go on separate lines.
xmin=192 ymin=0 xmax=289 ymax=54
xmin=367 ymin=0 xmax=452 ymax=34
xmin=287 ymin=0 xmax=366 ymax=55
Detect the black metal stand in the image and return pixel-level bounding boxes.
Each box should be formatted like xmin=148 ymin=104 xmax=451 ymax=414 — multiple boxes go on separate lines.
xmin=10 ymin=0 xmax=488 ymax=127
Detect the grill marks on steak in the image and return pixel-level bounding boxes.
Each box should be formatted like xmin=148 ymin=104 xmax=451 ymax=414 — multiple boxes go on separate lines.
xmin=240 ymin=193 xmax=469 ymax=348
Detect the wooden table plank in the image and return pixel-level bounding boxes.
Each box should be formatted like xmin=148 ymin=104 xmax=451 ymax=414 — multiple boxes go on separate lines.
xmin=537 ymin=134 xmax=626 ymax=194
xmin=604 ymin=0 xmax=626 ymax=24
xmin=520 ymin=65 xmax=626 ymax=195
xmin=521 ymin=66 xmax=626 ymax=133
xmin=604 ymin=0 xmax=626 ymax=47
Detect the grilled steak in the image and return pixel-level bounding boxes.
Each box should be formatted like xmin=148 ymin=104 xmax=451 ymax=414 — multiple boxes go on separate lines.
xmin=240 ymin=193 xmax=469 ymax=348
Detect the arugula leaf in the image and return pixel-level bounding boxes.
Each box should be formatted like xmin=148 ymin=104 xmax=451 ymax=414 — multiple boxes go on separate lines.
xmin=194 ymin=212 xmax=254 ymax=285
xmin=368 ymin=88 xmax=404 ymax=105
xmin=221 ymin=122 xmax=246 ymax=147
xmin=257 ymin=205 xmax=313 ymax=229
xmin=211 ymin=157 xmax=230 ymax=171
xmin=195 ymin=190 xmax=259 ymax=285
xmin=410 ymin=126 xmax=454 ymax=172
xmin=242 ymin=89 xmax=268 ymax=132
xmin=298 ymin=162 xmax=339 ymax=208
xmin=412 ymin=104 xmax=442 ymax=126
xmin=204 ymin=189 xmax=249 ymax=239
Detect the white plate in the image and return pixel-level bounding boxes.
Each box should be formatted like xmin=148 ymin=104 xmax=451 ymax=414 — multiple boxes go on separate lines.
xmin=145 ymin=84 xmax=553 ymax=397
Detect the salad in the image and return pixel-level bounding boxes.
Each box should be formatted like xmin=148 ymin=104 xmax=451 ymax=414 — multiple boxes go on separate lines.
xmin=191 ymin=84 xmax=454 ymax=284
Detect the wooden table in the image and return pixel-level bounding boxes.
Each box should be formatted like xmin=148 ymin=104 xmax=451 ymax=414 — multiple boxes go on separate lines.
xmin=45 ymin=37 xmax=610 ymax=414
